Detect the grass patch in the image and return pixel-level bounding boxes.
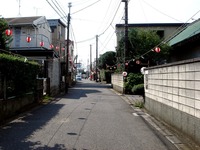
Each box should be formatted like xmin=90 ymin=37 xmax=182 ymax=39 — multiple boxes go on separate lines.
xmin=42 ymin=95 xmax=52 ymax=104
xmin=134 ymin=101 xmax=144 ymax=108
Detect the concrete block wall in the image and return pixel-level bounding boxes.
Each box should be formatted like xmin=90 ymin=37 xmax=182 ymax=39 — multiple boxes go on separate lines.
xmin=111 ymin=74 xmax=124 ymax=93
xmin=144 ymin=58 xmax=200 ymax=145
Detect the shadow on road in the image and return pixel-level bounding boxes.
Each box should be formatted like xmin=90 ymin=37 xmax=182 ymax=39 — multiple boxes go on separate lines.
xmin=60 ymin=80 xmax=112 ymax=100
xmin=75 ymin=80 xmax=111 ymax=89
xmin=0 ymin=80 xmax=111 ymax=149
xmin=0 ymin=103 xmax=67 ymax=149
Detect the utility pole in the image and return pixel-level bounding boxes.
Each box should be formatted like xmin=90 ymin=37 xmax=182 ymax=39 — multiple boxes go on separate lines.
xmin=96 ymin=35 xmax=98 ymax=82
xmin=122 ymin=0 xmax=128 ymax=71
xmin=90 ymin=44 xmax=92 ymax=79
xmin=66 ymin=2 xmax=72 ymax=93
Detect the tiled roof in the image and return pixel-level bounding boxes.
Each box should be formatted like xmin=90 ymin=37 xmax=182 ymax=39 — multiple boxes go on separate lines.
xmin=169 ymin=19 xmax=200 ymax=46
xmin=6 ymin=16 xmax=42 ymax=26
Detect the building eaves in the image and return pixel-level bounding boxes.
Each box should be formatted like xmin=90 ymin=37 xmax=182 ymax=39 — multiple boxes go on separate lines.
xmin=6 ymin=16 xmax=42 ymax=26
xmin=47 ymin=19 xmax=67 ymax=27
xmin=168 ymin=19 xmax=200 ymax=46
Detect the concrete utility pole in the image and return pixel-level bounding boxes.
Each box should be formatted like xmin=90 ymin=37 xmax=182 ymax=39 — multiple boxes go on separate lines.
xmin=122 ymin=0 xmax=128 ymax=71
xmin=90 ymin=44 xmax=92 ymax=78
xmin=96 ymin=35 xmax=98 ymax=82
xmin=66 ymin=2 xmax=72 ymax=93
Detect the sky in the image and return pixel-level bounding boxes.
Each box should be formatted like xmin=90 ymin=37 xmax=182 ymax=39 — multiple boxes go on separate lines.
xmin=1 ymin=0 xmax=200 ymax=67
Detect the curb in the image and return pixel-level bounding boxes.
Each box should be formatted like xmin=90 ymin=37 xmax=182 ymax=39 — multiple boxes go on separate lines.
xmin=115 ymin=91 xmax=192 ymax=150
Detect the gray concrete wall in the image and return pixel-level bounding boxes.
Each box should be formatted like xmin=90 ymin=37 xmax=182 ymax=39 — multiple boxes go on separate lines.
xmin=144 ymin=58 xmax=200 ymax=145
xmin=111 ymin=74 xmax=124 ymax=93
xmin=0 ymin=93 xmax=35 ymax=124
xmin=48 ymin=58 xmax=60 ymax=96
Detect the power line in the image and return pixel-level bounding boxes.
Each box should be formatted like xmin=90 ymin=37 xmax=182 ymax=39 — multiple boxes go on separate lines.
xmin=50 ymin=0 xmax=68 ymax=24
xmin=76 ymin=36 xmax=96 ymax=44
xmin=54 ymin=0 xmax=68 ymax=18
xmin=142 ymin=0 xmax=183 ymax=23
xmin=72 ymin=0 xmax=96 ymax=7
xmin=99 ymin=1 xmax=122 ymax=37
xmin=72 ymin=0 xmax=102 ymax=15
xmin=96 ymin=0 xmax=114 ymax=33
xmin=46 ymin=0 xmax=68 ymax=25
xmin=139 ymin=9 xmax=200 ymax=59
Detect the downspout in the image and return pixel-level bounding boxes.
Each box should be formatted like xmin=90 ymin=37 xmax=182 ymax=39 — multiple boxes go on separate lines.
xmin=32 ymin=23 xmax=38 ymax=46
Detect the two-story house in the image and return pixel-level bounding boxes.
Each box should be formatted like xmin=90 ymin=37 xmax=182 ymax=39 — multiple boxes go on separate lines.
xmin=47 ymin=19 xmax=75 ymax=88
xmin=115 ymin=23 xmax=186 ymax=44
xmin=6 ymin=16 xmax=60 ymax=96
xmin=6 ymin=16 xmax=54 ymax=57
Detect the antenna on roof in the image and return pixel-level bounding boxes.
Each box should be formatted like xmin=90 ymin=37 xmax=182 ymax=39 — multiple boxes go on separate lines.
xmin=17 ymin=0 xmax=21 ymax=16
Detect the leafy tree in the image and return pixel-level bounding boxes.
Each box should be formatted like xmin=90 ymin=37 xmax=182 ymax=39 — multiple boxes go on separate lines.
xmin=116 ymin=28 xmax=171 ymax=72
xmin=0 ymin=18 xmax=12 ymax=51
xmin=98 ymin=51 xmax=116 ymax=70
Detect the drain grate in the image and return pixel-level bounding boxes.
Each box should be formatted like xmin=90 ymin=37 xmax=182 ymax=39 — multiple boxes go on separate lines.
xmin=67 ymin=132 xmax=77 ymax=135
xmin=78 ymin=118 xmax=86 ymax=120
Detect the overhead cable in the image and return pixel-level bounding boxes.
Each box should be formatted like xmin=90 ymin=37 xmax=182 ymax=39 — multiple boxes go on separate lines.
xmin=142 ymin=0 xmax=183 ymax=23
xmin=72 ymin=0 xmax=101 ymax=15
xmin=99 ymin=1 xmax=122 ymax=37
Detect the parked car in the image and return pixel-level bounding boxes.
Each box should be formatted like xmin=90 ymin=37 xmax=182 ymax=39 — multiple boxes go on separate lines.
xmin=76 ymin=75 xmax=82 ymax=80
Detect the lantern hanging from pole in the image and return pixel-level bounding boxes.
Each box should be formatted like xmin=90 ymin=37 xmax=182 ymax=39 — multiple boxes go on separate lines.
xmin=50 ymin=44 xmax=54 ymax=49
xmin=136 ymin=60 xmax=141 ymax=64
xmin=154 ymin=47 xmax=161 ymax=53
xmin=56 ymin=46 xmax=59 ymax=50
xmin=26 ymin=36 xmax=31 ymax=43
xmin=40 ymin=41 xmax=44 ymax=47
xmin=5 ymin=29 xmax=12 ymax=36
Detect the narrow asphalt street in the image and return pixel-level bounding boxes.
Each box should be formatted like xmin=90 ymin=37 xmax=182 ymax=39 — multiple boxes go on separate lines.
xmin=0 ymin=79 xmax=177 ymax=150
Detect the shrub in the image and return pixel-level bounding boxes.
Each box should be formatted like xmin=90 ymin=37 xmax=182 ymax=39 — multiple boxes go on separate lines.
xmin=124 ymin=73 xmax=143 ymax=94
xmin=131 ymin=84 xmax=144 ymax=96
xmin=0 ymin=53 xmax=40 ymax=97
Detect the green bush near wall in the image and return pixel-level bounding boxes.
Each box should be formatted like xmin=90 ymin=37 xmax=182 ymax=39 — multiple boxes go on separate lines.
xmin=0 ymin=53 xmax=40 ymax=97
xmin=124 ymin=73 xmax=144 ymax=94
xmin=132 ymin=84 xmax=144 ymax=96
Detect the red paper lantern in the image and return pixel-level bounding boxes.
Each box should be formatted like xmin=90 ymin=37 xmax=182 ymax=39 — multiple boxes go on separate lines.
xmin=136 ymin=60 xmax=141 ymax=64
xmin=50 ymin=44 xmax=54 ymax=49
xmin=122 ymin=71 xmax=127 ymax=77
xmin=154 ymin=47 xmax=161 ymax=53
xmin=56 ymin=46 xmax=59 ymax=50
xmin=40 ymin=41 xmax=44 ymax=47
xmin=5 ymin=29 xmax=12 ymax=36
xmin=26 ymin=36 xmax=31 ymax=43
xmin=62 ymin=47 xmax=65 ymax=51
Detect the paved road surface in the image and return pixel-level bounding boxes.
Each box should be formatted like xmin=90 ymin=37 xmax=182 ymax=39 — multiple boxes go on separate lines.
xmin=0 ymin=80 xmax=176 ymax=150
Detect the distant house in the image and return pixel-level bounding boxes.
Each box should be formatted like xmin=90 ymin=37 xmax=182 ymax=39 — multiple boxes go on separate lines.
xmin=168 ymin=19 xmax=200 ymax=62
xmin=47 ymin=19 xmax=66 ymax=61
xmin=47 ymin=19 xmax=75 ymax=88
xmin=115 ymin=23 xmax=186 ymax=44
xmin=47 ymin=19 xmax=67 ymax=93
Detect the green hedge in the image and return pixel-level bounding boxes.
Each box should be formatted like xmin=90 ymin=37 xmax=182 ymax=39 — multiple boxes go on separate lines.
xmin=124 ymin=73 xmax=144 ymax=94
xmin=131 ymin=84 xmax=144 ymax=96
xmin=0 ymin=53 xmax=40 ymax=97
